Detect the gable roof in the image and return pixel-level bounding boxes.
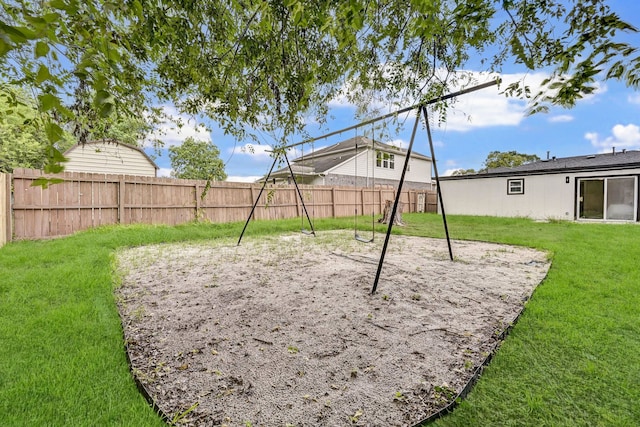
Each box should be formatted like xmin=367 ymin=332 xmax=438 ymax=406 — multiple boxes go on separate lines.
xmin=441 ymin=150 xmax=640 ymax=180
xmin=271 ymin=136 xmax=431 ymax=178
xmin=63 ymin=139 xmax=159 ymax=177
xmin=64 ymin=140 xmax=159 ymax=170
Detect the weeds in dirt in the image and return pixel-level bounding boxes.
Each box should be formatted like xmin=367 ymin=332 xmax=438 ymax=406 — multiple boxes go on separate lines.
xmin=132 ymin=305 xmax=146 ymax=321
xmin=393 ymin=391 xmax=406 ymax=402
xmin=172 ymin=402 xmax=199 ymax=425
xmin=349 ymin=409 xmax=363 ymax=423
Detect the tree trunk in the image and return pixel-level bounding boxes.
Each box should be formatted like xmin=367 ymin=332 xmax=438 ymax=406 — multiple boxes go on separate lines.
xmin=378 ymin=199 xmax=404 ymax=225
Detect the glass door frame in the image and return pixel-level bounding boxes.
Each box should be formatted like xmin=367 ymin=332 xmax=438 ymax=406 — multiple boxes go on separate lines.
xmin=576 ymin=175 xmax=638 ymax=222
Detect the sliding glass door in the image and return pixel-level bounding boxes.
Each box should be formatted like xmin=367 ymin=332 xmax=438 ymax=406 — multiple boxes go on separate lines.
xmin=578 ymin=177 xmax=637 ymax=221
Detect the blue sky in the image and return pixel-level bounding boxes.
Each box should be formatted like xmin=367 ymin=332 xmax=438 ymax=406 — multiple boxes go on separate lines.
xmin=144 ymin=0 xmax=640 ymax=182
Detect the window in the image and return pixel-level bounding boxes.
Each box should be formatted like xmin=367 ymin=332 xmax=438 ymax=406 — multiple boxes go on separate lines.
xmin=578 ymin=177 xmax=636 ymax=221
xmin=376 ymin=151 xmax=395 ymax=169
xmin=507 ymin=179 xmax=524 ymax=195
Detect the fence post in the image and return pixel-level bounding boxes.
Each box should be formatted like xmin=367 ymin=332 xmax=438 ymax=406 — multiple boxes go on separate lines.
xmin=295 ymin=186 xmax=302 ymax=217
xmin=249 ymin=186 xmax=255 ymax=220
xmin=118 ymin=178 xmax=125 ymax=224
xmin=331 ymin=187 xmax=336 ymax=218
xmin=0 ymin=173 xmax=11 ymax=247
xmin=194 ymin=182 xmax=200 ymax=221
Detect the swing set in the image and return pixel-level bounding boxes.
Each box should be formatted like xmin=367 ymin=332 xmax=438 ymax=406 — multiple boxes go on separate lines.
xmin=238 ymin=80 xmax=498 ymax=294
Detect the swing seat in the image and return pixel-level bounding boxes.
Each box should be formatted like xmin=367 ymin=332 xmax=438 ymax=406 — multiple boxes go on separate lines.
xmin=301 ymin=229 xmax=315 ymax=236
xmin=355 ymin=233 xmax=373 ymax=243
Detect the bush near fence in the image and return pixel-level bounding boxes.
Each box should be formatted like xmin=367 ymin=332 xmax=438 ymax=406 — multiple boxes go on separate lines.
xmin=4 ymin=168 xmax=437 ymax=241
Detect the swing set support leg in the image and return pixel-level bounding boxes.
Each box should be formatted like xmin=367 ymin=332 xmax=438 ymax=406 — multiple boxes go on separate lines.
xmin=237 ymin=153 xmax=280 ymax=246
xmin=422 ymin=105 xmax=454 ymax=261
xmin=371 ymin=111 xmax=421 ymax=294
xmin=284 ymin=151 xmax=316 ymax=236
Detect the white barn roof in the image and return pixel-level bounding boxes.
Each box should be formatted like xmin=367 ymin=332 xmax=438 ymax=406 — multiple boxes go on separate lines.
xmin=64 ymin=140 xmax=158 ymax=177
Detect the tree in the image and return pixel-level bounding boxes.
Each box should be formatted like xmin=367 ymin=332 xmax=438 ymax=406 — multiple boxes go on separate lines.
xmin=1 ymin=0 xmax=639 ymax=175
xmin=482 ymin=151 xmax=540 ymax=170
xmin=0 ymin=87 xmax=74 ymax=172
xmin=70 ymin=113 xmax=154 ymax=148
xmin=451 ymin=168 xmax=477 ymax=176
xmin=169 ymin=137 xmax=227 ymax=181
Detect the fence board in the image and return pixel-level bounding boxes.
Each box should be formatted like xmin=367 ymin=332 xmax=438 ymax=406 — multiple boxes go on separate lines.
xmin=9 ymin=169 xmax=436 ymax=240
xmin=0 ymin=173 xmax=9 ymax=246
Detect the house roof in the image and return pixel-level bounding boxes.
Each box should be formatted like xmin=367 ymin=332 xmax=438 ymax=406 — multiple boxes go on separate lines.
xmin=440 ymin=149 xmax=640 ymax=180
xmin=64 ymin=139 xmax=159 ymax=170
xmin=269 ymin=136 xmax=431 ymax=178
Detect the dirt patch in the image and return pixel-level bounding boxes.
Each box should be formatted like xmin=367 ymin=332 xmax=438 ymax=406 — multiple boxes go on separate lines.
xmin=115 ymin=231 xmax=549 ymax=426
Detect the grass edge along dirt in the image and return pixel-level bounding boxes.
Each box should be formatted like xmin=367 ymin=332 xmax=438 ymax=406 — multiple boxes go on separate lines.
xmin=1 ymin=215 xmax=639 ymax=426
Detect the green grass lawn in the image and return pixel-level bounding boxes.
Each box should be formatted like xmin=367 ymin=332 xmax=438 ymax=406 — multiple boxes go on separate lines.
xmin=1 ymin=215 xmax=639 ymax=426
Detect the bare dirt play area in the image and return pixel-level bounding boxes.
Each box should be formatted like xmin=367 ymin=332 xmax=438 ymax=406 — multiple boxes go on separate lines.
xmin=115 ymin=231 xmax=550 ymax=426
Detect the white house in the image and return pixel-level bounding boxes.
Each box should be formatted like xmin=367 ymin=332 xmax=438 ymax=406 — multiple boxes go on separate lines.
xmin=64 ymin=140 xmax=158 ymax=177
xmin=264 ymin=136 xmax=432 ymax=190
xmin=438 ymin=149 xmax=640 ymax=222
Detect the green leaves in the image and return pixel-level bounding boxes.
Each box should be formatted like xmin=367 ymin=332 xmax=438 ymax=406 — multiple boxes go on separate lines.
xmin=38 ymin=93 xmax=60 ymax=112
xmin=169 ymin=137 xmax=227 ymax=181
xmin=35 ymin=41 xmax=49 ymax=57
xmin=94 ymin=90 xmax=115 ymax=118
xmin=482 ymin=150 xmax=540 ymax=170
xmin=1 ymin=0 xmax=639 ymax=179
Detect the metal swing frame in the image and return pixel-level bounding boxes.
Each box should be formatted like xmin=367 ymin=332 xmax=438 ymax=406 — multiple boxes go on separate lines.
xmin=237 ymin=147 xmax=316 ymax=245
xmin=291 ymin=145 xmax=316 ymax=236
xmin=238 ymin=80 xmax=498 ymax=294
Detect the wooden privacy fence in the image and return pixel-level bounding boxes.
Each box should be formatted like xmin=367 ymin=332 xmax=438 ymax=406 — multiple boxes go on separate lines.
xmin=7 ymin=168 xmax=437 ymax=241
xmin=0 ymin=173 xmax=9 ymax=247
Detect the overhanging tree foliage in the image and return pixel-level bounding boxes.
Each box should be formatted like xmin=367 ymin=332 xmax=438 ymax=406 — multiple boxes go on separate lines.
xmin=0 ymin=86 xmax=74 ymax=172
xmin=1 ymin=0 xmax=639 ymax=174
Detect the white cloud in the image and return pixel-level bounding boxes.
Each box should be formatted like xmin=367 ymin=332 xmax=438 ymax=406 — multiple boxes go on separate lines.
xmin=225 ymin=176 xmax=262 ymax=183
xmin=549 ymin=114 xmax=574 ymax=123
xmin=442 ymin=168 xmax=459 ymax=176
xmin=226 ymin=142 xmax=317 ymax=163
xmin=230 ymin=143 xmax=274 ymax=158
xmin=437 ymin=72 xmax=544 ymax=131
xmin=585 ymin=123 xmax=640 ymax=152
xmin=144 ymin=105 xmax=211 ymax=148
xmin=328 ymin=70 xmax=611 ymax=134
xmin=328 ymin=89 xmax=355 ymax=109
xmin=386 ymin=138 xmax=408 ymax=149
xmin=628 ymin=94 xmax=640 ymax=105
xmin=157 ymin=167 xmax=172 ymax=177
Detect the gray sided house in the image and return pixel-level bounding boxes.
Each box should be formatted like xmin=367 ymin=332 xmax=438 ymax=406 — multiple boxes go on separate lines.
xmin=439 ymin=150 xmax=640 ymax=222
xmin=64 ymin=140 xmax=159 ymax=177
xmin=263 ymin=136 xmax=432 ymax=190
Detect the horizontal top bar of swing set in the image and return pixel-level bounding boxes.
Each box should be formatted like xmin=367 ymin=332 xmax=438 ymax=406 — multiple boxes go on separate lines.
xmin=276 ymin=79 xmax=499 ymax=152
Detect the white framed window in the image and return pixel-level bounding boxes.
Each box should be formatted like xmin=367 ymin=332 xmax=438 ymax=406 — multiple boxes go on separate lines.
xmin=376 ymin=151 xmax=395 ymax=169
xmin=507 ymin=178 xmax=524 ymax=195
xmin=578 ymin=176 xmax=637 ymax=221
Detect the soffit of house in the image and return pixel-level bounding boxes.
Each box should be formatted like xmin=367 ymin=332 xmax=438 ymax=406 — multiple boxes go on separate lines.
xmin=268 ymin=163 xmax=316 ymax=179
xmin=440 ymin=150 xmax=640 ymax=180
